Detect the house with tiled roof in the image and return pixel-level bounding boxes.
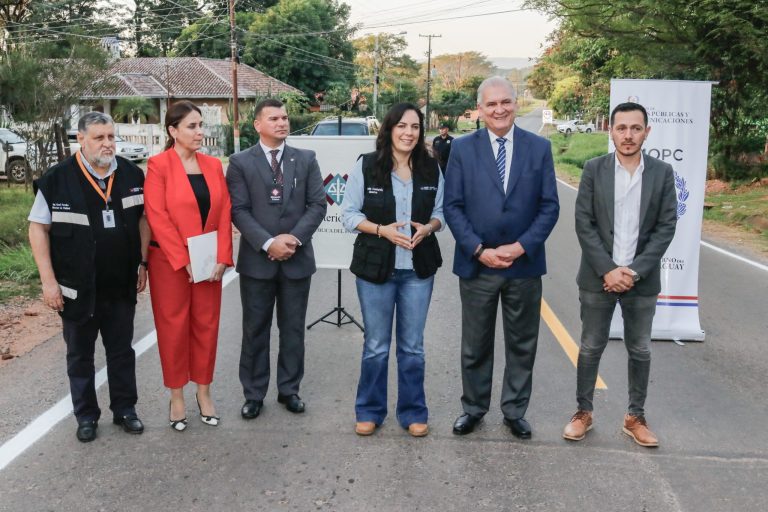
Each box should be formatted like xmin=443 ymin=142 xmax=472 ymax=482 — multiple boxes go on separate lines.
xmin=74 ymin=57 xmax=301 ymax=155
xmin=79 ymin=56 xmax=301 ymax=126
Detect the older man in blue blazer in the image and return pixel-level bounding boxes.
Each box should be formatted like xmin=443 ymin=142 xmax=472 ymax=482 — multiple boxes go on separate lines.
xmin=444 ymin=76 xmax=559 ymax=438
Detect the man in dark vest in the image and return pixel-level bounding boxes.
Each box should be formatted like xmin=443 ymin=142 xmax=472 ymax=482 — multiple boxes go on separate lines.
xmin=431 ymin=123 xmax=454 ymax=172
xmin=28 ymin=112 xmax=149 ymax=443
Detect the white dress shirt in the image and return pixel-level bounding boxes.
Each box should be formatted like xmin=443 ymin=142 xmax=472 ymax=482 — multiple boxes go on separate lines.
xmin=612 ymin=153 xmax=645 ymax=266
xmin=487 ymin=127 xmax=514 ymax=192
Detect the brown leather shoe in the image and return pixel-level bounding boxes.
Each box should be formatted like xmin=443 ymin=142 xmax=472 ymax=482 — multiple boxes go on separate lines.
xmin=355 ymin=421 xmax=376 ymax=436
xmin=622 ymin=413 xmax=659 ymax=447
xmin=563 ymin=410 xmax=592 ymax=441
xmin=408 ymin=423 xmax=429 ymax=437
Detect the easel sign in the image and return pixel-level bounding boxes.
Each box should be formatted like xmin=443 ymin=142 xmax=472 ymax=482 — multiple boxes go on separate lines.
xmin=287 ymin=135 xmax=376 ymax=331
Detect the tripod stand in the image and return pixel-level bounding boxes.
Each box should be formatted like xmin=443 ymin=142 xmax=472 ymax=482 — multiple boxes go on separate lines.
xmin=306 ymin=269 xmax=363 ymax=331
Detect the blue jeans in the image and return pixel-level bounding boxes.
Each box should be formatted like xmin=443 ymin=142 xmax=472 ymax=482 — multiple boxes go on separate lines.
xmin=355 ymin=270 xmax=434 ymax=428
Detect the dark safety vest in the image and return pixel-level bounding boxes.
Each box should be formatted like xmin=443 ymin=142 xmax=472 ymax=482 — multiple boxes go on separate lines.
xmin=34 ymin=155 xmax=145 ymax=323
xmin=349 ymin=152 xmax=442 ymax=283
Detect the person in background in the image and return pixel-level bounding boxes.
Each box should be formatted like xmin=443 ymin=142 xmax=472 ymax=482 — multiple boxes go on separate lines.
xmin=144 ymin=100 xmax=233 ymax=432
xmin=342 ymin=102 xmax=445 ymax=438
xmin=28 ymin=112 xmax=149 ymax=442
xmin=431 ymin=122 xmax=454 ymax=172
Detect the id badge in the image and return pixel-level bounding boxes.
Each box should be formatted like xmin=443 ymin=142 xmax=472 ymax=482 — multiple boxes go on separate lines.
xmin=102 ymin=209 xmax=116 ymax=228
xmin=268 ymin=184 xmax=283 ymax=204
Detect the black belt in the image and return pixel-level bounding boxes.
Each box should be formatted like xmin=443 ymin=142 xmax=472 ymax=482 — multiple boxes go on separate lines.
xmin=149 ymin=240 xmax=160 ymax=248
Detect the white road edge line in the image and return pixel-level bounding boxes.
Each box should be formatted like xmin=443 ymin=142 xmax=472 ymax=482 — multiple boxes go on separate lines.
xmin=0 ymin=269 xmax=240 ymax=472
xmin=556 ymin=178 xmax=768 ymax=273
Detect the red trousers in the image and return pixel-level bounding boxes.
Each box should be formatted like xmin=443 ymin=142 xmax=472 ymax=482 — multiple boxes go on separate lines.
xmin=148 ymin=245 xmax=222 ymax=388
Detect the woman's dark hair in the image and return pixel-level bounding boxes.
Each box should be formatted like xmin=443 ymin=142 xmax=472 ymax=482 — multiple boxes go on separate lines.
xmin=372 ymin=102 xmax=435 ymax=187
xmin=164 ymin=100 xmax=203 ymax=150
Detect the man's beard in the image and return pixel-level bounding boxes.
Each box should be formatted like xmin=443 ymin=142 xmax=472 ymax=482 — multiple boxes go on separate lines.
xmin=91 ymin=153 xmax=114 ymax=168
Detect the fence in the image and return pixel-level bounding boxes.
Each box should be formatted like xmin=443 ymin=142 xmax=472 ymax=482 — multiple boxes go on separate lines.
xmin=114 ymin=123 xmax=225 ymax=156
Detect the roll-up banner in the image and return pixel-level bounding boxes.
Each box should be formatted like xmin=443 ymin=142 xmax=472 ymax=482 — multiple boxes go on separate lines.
xmin=286 ymin=135 xmax=377 ymax=269
xmin=609 ymin=79 xmax=712 ymax=341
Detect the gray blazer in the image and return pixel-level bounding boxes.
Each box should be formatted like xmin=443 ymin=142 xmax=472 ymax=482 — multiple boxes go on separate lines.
xmin=226 ymin=144 xmax=327 ymax=280
xmin=575 ymin=152 xmax=677 ymax=295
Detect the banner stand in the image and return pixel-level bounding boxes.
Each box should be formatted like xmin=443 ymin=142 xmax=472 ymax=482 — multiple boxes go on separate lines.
xmin=306 ymin=269 xmax=364 ymax=332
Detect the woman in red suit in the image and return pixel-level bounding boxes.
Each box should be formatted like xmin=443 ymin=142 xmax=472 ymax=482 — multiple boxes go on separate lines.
xmin=144 ymin=100 xmax=233 ymax=431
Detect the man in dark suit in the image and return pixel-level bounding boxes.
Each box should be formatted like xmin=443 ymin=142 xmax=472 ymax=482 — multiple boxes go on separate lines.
xmin=563 ymin=102 xmax=677 ymax=447
xmin=227 ymin=98 xmax=327 ymax=419
xmin=444 ymin=76 xmax=560 ymax=438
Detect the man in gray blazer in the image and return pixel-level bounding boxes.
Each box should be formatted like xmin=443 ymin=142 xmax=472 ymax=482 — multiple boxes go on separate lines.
xmin=563 ymin=102 xmax=677 ymax=447
xmin=227 ymin=98 xmax=327 ymax=420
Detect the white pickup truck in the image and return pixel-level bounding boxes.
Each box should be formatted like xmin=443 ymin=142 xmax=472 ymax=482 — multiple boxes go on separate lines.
xmin=0 ymin=128 xmax=30 ymax=183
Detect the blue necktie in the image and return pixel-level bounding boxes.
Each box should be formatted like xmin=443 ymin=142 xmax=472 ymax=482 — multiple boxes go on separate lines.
xmin=495 ymin=137 xmax=507 ymax=188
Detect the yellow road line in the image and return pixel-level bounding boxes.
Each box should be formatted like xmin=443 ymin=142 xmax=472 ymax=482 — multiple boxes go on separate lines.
xmin=541 ymin=299 xmax=607 ymax=390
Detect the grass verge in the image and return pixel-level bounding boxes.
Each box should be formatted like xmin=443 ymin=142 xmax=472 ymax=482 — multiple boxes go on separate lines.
xmin=550 ymin=132 xmax=608 ymax=180
xmin=703 ymin=183 xmax=768 ymax=244
xmin=0 ymin=186 xmax=39 ymax=302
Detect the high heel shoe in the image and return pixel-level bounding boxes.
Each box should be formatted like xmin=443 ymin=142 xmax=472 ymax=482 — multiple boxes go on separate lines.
xmin=195 ymin=393 xmax=220 ymax=426
xmin=169 ymin=400 xmax=188 ymax=432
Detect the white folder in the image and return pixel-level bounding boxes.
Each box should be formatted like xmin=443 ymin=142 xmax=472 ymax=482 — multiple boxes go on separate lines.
xmin=187 ymin=231 xmax=217 ymax=283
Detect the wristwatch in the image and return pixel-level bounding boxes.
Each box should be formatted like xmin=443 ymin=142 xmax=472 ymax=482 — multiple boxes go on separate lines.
xmin=628 ymin=269 xmax=640 ymax=282
xmin=474 ymin=244 xmax=486 ymax=259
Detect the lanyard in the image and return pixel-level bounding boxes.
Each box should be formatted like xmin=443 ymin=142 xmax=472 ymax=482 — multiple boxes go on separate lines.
xmin=76 ymin=152 xmax=114 ymax=208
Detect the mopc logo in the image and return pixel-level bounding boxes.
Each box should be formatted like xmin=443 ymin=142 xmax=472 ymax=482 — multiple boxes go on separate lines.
xmin=323 ymin=173 xmax=348 ymax=205
xmin=674 ymin=172 xmax=689 ymax=218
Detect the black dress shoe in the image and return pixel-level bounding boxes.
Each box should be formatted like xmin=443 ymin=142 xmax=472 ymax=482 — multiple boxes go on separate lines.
xmin=241 ymin=399 xmax=263 ymax=419
xmin=452 ymin=413 xmax=482 ymax=435
xmin=76 ymin=420 xmax=98 ymax=443
xmin=503 ymin=417 xmax=532 ymax=439
xmin=113 ymin=414 xmax=144 ymax=434
xmin=277 ymin=394 xmax=305 ymax=413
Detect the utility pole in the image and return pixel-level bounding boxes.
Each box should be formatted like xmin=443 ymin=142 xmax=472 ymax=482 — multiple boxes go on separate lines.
xmin=229 ymin=0 xmax=240 ymax=154
xmin=419 ymin=33 xmax=441 ymax=131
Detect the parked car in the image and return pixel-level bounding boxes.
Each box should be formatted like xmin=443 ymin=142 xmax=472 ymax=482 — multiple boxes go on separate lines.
xmin=310 ymin=117 xmax=373 ymax=136
xmin=66 ymin=131 xmax=149 ymax=162
xmin=556 ymin=119 xmax=595 ymax=134
xmin=0 ymin=128 xmax=31 ymax=183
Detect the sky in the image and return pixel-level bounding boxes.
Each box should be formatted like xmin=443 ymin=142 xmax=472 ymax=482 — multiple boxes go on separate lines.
xmin=343 ymin=0 xmax=558 ymax=64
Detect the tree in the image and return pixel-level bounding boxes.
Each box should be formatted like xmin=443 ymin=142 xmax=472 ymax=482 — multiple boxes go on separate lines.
xmin=175 ymin=12 xmax=259 ymax=59
xmin=133 ymin=0 xmax=203 ymax=57
xmin=0 ymin=42 xmax=109 ymax=183
xmin=0 ymin=0 xmax=32 ymax=49
xmin=243 ymin=0 xmax=357 ymax=96
xmin=112 ymin=97 xmax=157 ymax=124
xmin=430 ymin=90 xmax=475 ymax=130
xmin=549 ymin=75 xmax=585 ymax=118
xmin=429 ymin=52 xmax=494 ymax=92
xmin=351 ymin=33 xmax=420 ymax=115
xmin=525 ymin=0 xmax=768 ymax=177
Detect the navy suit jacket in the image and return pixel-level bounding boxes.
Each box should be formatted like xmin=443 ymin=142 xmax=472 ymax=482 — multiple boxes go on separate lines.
xmin=444 ymin=126 xmax=560 ymax=279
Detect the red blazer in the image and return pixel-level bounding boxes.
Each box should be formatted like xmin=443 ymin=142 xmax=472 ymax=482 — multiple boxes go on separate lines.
xmin=145 ymin=149 xmax=234 ymax=271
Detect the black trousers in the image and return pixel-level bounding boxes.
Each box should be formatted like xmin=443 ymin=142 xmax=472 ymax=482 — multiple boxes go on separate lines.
xmin=62 ymin=296 xmax=138 ymax=422
xmin=239 ymin=270 xmax=311 ymax=402
xmin=458 ymin=274 xmax=542 ymax=420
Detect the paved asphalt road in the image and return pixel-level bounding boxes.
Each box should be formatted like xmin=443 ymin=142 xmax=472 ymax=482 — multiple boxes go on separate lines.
xmin=0 ymin=109 xmax=766 ymax=511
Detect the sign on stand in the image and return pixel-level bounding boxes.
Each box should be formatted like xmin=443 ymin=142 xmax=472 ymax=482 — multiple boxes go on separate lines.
xmin=286 ymin=135 xmax=376 ymax=269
